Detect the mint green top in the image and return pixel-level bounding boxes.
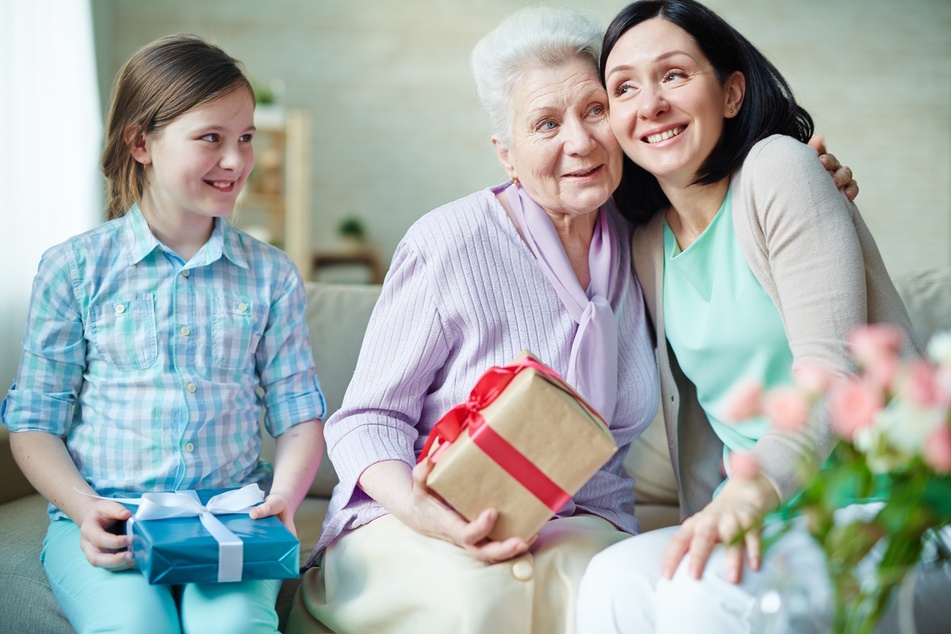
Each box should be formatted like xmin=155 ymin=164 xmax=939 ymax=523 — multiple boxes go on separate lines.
xmin=663 ymin=189 xmax=794 ymax=483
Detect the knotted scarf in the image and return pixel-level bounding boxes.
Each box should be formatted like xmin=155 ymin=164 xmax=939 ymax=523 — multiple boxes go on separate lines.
xmin=505 ymin=182 xmax=619 ymax=420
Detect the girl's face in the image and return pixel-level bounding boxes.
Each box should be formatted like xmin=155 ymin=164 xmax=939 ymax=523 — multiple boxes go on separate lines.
xmin=603 ymin=18 xmax=744 ymax=188
xmin=133 ymin=86 xmax=255 ymax=225
xmin=493 ymin=56 xmax=623 ymax=220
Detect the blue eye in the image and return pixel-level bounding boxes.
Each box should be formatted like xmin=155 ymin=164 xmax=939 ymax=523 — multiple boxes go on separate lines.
xmin=240 ymin=133 xmax=254 ymax=142
xmin=201 ymin=133 xmax=220 ymax=142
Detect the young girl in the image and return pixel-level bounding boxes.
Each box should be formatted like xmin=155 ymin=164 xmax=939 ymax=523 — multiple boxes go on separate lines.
xmin=577 ymin=1 xmax=949 ymax=632
xmin=1 ymin=34 xmax=325 ymax=633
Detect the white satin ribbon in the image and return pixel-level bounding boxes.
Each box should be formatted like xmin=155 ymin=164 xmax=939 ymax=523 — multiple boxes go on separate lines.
xmin=100 ymin=484 xmax=264 ymax=583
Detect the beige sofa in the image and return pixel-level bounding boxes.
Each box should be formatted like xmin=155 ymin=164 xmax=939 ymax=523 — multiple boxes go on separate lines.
xmin=2 ymin=269 xmax=948 ymax=633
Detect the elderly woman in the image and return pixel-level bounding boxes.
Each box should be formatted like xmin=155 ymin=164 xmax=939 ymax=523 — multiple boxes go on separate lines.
xmin=286 ymin=7 xmax=660 ymax=633
xmin=287 ymin=6 xmax=855 ymax=633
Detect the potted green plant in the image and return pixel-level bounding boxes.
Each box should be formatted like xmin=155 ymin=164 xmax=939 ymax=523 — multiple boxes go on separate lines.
xmin=337 ymin=216 xmax=367 ymax=251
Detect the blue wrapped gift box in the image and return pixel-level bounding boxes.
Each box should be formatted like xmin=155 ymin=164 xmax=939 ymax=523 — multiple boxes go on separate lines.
xmin=126 ymin=487 xmax=300 ymax=585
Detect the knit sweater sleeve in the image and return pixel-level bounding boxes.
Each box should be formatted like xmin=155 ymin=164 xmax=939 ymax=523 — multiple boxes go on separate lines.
xmin=323 ymin=235 xmax=450 ymax=509
xmin=733 ymin=135 xmax=866 ymax=501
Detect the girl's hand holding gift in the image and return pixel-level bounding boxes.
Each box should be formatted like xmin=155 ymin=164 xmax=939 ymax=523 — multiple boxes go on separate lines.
xmin=78 ymin=499 xmax=135 ymax=571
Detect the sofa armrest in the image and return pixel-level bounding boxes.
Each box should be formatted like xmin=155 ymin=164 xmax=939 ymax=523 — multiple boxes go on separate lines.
xmin=0 ymin=428 xmax=38 ymax=505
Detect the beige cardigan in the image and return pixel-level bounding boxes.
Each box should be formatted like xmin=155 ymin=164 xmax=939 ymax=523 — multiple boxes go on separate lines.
xmin=631 ymin=135 xmax=918 ymax=517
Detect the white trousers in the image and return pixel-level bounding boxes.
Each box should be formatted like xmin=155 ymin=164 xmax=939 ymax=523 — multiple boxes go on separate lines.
xmin=287 ymin=513 xmax=627 ymax=634
xmin=577 ymin=505 xmax=951 ymax=634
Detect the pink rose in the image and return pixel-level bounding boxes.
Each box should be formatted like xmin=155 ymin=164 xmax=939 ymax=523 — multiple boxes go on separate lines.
xmin=863 ymin=354 xmax=901 ymax=390
xmin=849 ymin=324 xmax=904 ymax=368
xmin=898 ymin=359 xmax=950 ymax=409
xmin=763 ymin=386 xmax=811 ymax=432
xmin=723 ymin=380 xmax=763 ymax=423
xmin=728 ymin=451 xmax=760 ymax=479
xmin=829 ymin=377 xmax=884 ymax=441
xmin=924 ymin=425 xmax=951 ymax=473
xmin=794 ymin=363 xmax=836 ymax=396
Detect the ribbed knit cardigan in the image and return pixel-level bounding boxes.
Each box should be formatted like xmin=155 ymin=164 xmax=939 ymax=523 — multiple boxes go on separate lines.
xmin=310 ymin=186 xmax=659 ymax=558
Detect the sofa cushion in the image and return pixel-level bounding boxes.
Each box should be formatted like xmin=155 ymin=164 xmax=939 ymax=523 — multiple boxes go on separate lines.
xmin=892 ymin=267 xmax=951 ymax=346
xmin=0 ymin=428 xmax=36 ymax=505
xmin=305 ymin=282 xmax=382 ymax=497
xmin=0 ymin=494 xmax=72 ymax=633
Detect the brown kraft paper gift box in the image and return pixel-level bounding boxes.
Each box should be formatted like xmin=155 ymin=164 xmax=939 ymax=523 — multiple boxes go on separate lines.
xmin=422 ymin=351 xmax=617 ymax=541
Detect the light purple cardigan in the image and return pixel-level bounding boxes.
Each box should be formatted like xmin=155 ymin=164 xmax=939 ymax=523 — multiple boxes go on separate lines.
xmin=309 ymin=186 xmax=659 ymax=560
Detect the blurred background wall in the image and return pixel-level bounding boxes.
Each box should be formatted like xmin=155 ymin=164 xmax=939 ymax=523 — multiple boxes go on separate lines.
xmin=2 ymin=0 xmax=948 ymax=393
xmin=90 ymin=0 xmax=950 ymax=276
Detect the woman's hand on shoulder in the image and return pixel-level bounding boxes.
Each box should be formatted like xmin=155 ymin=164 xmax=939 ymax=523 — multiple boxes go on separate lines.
xmin=78 ymin=499 xmax=135 ymax=571
xmin=661 ymin=473 xmax=778 ymax=584
xmin=808 ymin=134 xmax=859 ymax=201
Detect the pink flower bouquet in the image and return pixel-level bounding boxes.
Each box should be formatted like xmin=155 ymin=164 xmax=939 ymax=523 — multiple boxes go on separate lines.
xmin=727 ymin=325 xmax=951 ymax=633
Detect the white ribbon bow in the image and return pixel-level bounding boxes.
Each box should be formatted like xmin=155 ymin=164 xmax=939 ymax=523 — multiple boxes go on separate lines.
xmin=106 ymin=484 xmax=265 ymax=583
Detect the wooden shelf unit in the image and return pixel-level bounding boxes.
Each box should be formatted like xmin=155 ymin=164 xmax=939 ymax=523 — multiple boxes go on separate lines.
xmin=235 ymin=106 xmax=312 ymax=279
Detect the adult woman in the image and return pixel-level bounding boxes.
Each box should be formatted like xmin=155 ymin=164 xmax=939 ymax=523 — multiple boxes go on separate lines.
xmin=286 ymin=8 xmax=660 ymax=633
xmin=577 ymin=1 xmax=944 ymax=632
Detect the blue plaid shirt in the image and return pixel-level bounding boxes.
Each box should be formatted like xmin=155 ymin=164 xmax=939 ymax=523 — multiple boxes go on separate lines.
xmin=2 ymin=206 xmax=325 ymax=517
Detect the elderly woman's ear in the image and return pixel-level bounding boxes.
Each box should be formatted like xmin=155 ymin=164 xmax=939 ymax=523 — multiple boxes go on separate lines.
xmin=492 ymin=136 xmax=517 ymax=182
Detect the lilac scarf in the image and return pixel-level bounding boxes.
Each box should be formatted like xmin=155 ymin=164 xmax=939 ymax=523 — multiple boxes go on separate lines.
xmin=505 ymin=183 xmax=619 ymax=421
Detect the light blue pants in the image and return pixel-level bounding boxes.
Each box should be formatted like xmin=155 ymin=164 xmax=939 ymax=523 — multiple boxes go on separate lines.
xmin=43 ymin=518 xmax=282 ymax=634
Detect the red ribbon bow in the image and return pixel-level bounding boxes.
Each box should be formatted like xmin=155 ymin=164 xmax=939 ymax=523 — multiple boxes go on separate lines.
xmin=419 ymin=357 xmax=603 ymax=513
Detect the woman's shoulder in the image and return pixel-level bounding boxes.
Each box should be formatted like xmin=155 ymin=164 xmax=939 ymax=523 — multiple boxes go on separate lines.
xmin=733 ymin=134 xmax=833 ymax=214
xmin=745 ymin=134 xmax=817 ymax=168
xmin=401 ymin=186 xmax=506 ymax=248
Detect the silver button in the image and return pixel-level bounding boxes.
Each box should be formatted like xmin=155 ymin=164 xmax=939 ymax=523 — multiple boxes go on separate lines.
xmin=115 ymin=304 xmax=126 ymax=314
xmin=180 ymin=326 xmax=191 ymax=336
xmin=237 ymin=302 xmax=249 ymax=312
xmin=182 ymin=269 xmax=190 ymax=278
xmin=186 ymin=382 xmax=197 ymax=393
xmin=184 ymin=442 xmax=195 ymax=453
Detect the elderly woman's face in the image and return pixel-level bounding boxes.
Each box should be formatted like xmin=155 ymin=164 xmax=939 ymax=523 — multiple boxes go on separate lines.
xmin=495 ymin=56 xmax=622 ymax=218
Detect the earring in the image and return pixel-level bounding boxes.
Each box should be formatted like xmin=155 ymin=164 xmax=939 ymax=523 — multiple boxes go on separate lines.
xmin=512 ymin=175 xmax=520 ymax=186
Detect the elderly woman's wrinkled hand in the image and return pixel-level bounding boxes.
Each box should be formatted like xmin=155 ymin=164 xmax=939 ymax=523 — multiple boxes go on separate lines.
xmin=408 ymin=459 xmax=533 ymax=564
xmin=808 ymin=134 xmax=859 ymax=201
xmin=659 ymin=473 xmax=778 ymax=584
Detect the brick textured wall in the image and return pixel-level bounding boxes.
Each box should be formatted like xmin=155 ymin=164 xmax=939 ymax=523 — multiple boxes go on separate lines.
xmin=91 ymin=0 xmax=950 ymax=277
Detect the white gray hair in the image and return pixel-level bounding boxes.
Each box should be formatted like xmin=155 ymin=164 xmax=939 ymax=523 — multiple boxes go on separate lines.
xmin=470 ymin=6 xmax=603 ymax=147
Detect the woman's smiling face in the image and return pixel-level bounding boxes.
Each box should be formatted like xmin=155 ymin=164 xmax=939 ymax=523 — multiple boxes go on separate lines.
xmin=494 ymin=56 xmax=623 ymax=219
xmin=603 ymin=17 xmax=743 ymax=188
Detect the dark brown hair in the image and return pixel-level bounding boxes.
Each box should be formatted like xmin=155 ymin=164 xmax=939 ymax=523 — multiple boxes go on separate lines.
xmin=101 ymin=34 xmax=253 ymax=219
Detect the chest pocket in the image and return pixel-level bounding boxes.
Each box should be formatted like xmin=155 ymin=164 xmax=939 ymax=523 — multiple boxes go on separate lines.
xmin=90 ymin=296 xmax=158 ymax=370
xmin=212 ymin=296 xmax=267 ymax=370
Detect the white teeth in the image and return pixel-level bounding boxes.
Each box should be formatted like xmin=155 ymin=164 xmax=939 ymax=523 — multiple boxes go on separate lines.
xmin=211 ymin=181 xmax=231 ymax=189
xmin=646 ymin=126 xmax=685 ymax=144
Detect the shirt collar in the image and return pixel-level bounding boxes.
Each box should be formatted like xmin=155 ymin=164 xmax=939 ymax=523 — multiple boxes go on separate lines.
xmin=121 ymin=205 xmax=249 ymax=269
xmin=124 ymin=204 xmax=163 ymax=265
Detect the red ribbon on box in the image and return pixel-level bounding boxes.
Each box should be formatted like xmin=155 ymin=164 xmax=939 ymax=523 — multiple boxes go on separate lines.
xmin=419 ymin=357 xmax=605 ymax=513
